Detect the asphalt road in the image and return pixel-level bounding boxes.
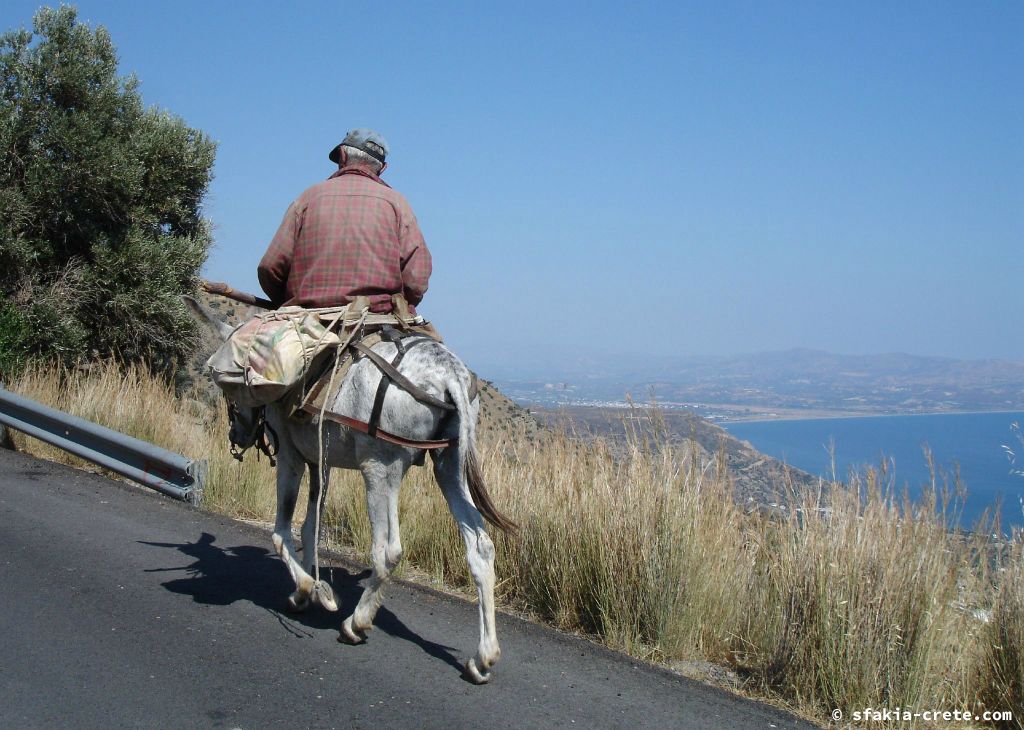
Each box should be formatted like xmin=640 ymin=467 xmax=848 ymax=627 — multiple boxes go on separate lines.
xmin=0 ymin=448 xmax=817 ymax=729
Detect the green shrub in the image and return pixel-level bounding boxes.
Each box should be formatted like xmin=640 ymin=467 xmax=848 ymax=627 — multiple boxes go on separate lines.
xmin=0 ymin=301 xmax=31 ymax=378
xmin=0 ymin=6 xmax=215 ymax=371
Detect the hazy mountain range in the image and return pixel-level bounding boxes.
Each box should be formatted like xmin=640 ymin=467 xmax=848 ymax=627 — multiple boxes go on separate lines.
xmin=491 ymin=348 xmax=1024 ymax=420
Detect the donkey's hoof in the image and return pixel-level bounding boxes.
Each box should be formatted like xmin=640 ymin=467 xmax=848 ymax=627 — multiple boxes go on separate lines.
xmin=314 ymin=580 xmax=338 ymax=612
xmin=286 ymin=592 xmax=310 ymax=613
xmin=464 ymin=658 xmax=492 ymax=685
xmin=338 ymin=616 xmax=367 ymax=645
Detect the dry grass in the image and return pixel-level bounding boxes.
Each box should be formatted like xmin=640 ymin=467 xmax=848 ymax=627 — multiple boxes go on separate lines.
xmin=6 ymin=360 xmax=1022 ymax=727
xmin=9 ymin=362 xmax=280 ymax=520
xmin=976 ymin=540 xmax=1024 ymax=729
xmin=741 ymin=472 xmax=988 ymax=714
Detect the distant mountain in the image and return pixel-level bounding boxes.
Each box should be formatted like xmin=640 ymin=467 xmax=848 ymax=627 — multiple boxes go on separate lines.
xmin=493 ymin=348 xmax=1024 ymax=420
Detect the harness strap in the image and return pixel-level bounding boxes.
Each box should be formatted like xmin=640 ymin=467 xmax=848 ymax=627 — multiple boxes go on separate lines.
xmin=352 ymin=339 xmax=456 ymax=411
xmin=292 ymin=328 xmax=475 ymax=451
xmin=227 ymin=402 xmax=278 ymax=466
xmin=302 ymin=408 xmax=457 ymax=449
xmin=367 ymin=328 xmax=407 ymax=438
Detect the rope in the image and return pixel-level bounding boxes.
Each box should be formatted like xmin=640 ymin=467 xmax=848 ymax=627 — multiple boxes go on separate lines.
xmin=312 ymin=306 xmax=369 ymax=594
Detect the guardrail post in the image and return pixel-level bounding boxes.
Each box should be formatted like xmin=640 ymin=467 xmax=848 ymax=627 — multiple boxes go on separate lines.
xmin=0 ymin=383 xmax=206 ymax=504
xmin=187 ymin=459 xmax=207 ymax=507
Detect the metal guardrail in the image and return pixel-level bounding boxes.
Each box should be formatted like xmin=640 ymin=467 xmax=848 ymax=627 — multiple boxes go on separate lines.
xmin=0 ymin=384 xmax=205 ymax=505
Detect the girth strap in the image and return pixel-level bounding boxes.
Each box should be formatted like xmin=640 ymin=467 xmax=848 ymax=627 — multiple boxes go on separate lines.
xmin=306 ymin=410 xmax=457 ymax=450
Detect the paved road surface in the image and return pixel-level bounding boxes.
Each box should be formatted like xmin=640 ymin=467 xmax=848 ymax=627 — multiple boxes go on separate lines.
xmin=0 ymin=448 xmax=816 ymax=729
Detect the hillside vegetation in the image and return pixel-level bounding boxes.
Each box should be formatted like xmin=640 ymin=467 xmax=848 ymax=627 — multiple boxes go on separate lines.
xmin=6 ymin=361 xmax=1022 ymax=728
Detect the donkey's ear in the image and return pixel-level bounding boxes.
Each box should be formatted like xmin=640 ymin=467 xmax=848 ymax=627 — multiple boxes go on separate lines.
xmin=181 ymin=294 xmax=233 ymax=341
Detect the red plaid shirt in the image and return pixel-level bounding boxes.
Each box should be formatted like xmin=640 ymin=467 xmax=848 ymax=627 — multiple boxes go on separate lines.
xmin=257 ymin=167 xmax=431 ymax=313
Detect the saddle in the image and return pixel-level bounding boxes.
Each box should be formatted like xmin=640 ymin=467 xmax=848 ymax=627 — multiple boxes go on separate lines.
xmin=215 ymin=292 xmax=478 ymax=464
xmin=284 ymin=296 xmax=477 ymax=452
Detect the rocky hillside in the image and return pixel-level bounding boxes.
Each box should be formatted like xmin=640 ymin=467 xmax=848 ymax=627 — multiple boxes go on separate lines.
xmin=181 ymin=292 xmax=259 ymax=402
xmin=473 ymin=379 xmax=815 ymax=507
xmin=529 ymin=405 xmax=816 ymax=506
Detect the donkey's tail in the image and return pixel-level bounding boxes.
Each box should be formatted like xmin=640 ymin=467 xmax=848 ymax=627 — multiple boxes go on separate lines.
xmin=450 ymin=374 xmax=518 ymax=534
xmin=465 ymin=445 xmax=518 ymax=534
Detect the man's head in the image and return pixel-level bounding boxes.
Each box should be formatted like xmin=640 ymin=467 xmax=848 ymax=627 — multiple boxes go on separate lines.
xmin=329 ymin=128 xmax=389 ymax=174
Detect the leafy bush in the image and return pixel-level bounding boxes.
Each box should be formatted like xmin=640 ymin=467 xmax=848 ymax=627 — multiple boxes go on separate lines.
xmin=0 ymin=301 xmax=31 ymax=376
xmin=0 ymin=6 xmax=215 ymax=376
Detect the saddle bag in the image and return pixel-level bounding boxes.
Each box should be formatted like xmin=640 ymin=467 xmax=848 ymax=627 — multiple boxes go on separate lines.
xmin=205 ymin=307 xmax=343 ymax=408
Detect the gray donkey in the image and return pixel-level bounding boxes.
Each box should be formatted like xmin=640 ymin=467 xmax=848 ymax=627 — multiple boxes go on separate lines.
xmin=184 ymin=297 xmax=514 ymax=683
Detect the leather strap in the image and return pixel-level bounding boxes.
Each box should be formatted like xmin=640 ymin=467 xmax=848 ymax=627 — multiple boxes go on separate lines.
xmin=367 ymin=328 xmax=407 ymax=437
xmin=352 ymin=339 xmax=456 ymax=411
xmin=301 ymin=407 xmax=456 ymax=449
xmin=291 ymin=329 xmax=476 ymax=450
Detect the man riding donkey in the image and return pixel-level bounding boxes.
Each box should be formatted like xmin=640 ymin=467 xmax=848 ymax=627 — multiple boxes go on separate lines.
xmin=191 ymin=128 xmax=515 ymax=683
xmin=257 ymin=128 xmax=433 ymax=324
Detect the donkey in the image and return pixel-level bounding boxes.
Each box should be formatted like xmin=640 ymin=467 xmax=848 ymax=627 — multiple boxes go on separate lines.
xmin=183 ymin=297 xmax=514 ymax=683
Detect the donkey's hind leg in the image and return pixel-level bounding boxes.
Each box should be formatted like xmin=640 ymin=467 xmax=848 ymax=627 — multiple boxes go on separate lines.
xmin=271 ymin=441 xmax=316 ymax=612
xmin=432 ymin=447 xmax=500 ymax=684
xmin=339 ymin=455 xmax=408 ymax=644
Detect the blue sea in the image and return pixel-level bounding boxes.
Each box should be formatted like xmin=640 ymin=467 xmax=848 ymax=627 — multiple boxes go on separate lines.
xmin=723 ymin=411 xmax=1024 ymax=530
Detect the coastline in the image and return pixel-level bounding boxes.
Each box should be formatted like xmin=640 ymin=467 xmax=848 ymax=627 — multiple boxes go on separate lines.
xmin=717 ymin=408 xmax=1024 ymax=426
xmin=527 ymin=401 xmax=1024 ymax=426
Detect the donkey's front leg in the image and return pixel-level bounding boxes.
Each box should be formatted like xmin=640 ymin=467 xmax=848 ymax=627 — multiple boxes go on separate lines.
xmin=339 ymin=456 xmax=407 ymax=644
xmin=298 ymin=459 xmax=338 ymax=612
xmin=271 ymin=444 xmax=316 ymax=612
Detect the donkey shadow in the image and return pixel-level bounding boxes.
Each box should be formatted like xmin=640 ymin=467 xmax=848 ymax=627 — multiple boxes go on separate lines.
xmin=140 ymin=531 xmax=463 ymax=672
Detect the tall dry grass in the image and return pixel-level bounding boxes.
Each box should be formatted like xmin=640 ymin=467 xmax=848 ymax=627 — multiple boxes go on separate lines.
xmin=741 ymin=470 xmax=989 ymax=714
xmin=6 ymin=361 xmax=1022 ymax=727
xmin=976 ymin=539 xmax=1024 ymax=728
xmin=8 ymin=362 xmax=280 ymax=519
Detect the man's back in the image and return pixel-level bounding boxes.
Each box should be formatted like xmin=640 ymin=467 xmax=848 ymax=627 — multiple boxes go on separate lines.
xmin=258 ymin=141 xmax=431 ymax=314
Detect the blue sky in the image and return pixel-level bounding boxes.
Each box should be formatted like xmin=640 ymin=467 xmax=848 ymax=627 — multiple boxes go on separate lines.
xmin=3 ymin=1 xmax=1021 ymax=371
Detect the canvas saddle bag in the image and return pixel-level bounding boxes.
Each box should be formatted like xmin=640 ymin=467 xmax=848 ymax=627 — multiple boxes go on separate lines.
xmin=205 ymin=306 xmax=347 ymax=408
xmin=205 ymin=295 xmax=439 ymax=409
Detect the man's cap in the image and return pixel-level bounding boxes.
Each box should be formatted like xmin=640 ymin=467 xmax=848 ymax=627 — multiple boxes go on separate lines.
xmin=329 ymin=128 xmax=390 ymax=165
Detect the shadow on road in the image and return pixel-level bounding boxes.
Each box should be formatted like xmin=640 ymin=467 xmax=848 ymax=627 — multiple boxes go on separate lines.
xmin=140 ymin=531 xmax=463 ymax=672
